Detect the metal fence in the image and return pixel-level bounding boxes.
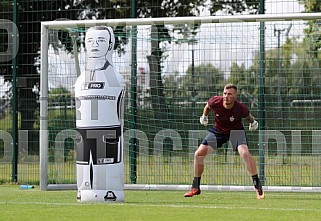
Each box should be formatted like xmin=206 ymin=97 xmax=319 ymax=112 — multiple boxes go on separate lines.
xmin=1 ymin=1 xmax=321 ymax=190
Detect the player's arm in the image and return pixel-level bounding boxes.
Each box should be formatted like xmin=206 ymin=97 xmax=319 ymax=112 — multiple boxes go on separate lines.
xmin=203 ymin=102 xmax=211 ymax=116
xmin=246 ymin=113 xmax=258 ymax=131
xmin=199 ymin=103 xmax=211 ymax=126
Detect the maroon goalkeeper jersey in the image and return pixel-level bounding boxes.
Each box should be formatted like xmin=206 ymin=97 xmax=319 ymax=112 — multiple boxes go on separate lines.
xmin=207 ymin=96 xmax=250 ymax=134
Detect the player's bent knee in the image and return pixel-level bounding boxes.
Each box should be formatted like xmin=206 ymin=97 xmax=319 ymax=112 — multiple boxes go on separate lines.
xmin=238 ymin=145 xmax=251 ymax=159
xmin=239 ymin=150 xmax=251 ymax=160
xmin=194 ymin=145 xmax=212 ymax=165
xmin=194 ymin=150 xmax=206 ymax=165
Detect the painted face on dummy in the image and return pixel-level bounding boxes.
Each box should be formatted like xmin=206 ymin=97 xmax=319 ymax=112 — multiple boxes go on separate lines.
xmin=85 ymin=29 xmax=110 ymax=59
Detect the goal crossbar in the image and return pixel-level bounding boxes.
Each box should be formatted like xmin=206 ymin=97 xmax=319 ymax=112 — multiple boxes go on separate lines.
xmin=41 ymin=12 xmax=321 ymax=29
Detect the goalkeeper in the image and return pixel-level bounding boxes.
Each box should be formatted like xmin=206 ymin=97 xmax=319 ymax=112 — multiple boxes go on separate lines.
xmin=184 ymin=83 xmax=264 ymax=199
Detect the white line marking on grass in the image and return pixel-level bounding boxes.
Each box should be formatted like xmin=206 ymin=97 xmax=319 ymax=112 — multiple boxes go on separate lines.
xmin=0 ymin=201 xmax=320 ymax=212
xmin=123 ymin=203 xmax=321 ymax=212
xmin=0 ymin=201 xmax=81 ymax=206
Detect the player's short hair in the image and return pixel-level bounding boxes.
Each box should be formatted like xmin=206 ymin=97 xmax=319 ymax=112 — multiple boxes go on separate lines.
xmin=224 ymin=83 xmax=237 ymax=91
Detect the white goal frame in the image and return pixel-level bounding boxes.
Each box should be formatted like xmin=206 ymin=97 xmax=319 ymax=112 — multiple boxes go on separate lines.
xmin=40 ymin=13 xmax=321 ymax=191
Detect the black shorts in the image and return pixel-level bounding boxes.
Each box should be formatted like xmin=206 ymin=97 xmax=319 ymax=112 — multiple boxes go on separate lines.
xmin=201 ymin=127 xmax=248 ymax=150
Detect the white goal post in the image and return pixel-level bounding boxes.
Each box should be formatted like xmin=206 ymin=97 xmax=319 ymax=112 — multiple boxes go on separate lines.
xmin=40 ymin=13 xmax=321 ymax=191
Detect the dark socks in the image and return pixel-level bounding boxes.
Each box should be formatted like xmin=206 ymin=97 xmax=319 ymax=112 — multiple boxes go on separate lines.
xmin=192 ymin=177 xmax=201 ymax=188
xmin=192 ymin=175 xmax=261 ymax=190
xmin=252 ymin=174 xmax=260 ymax=189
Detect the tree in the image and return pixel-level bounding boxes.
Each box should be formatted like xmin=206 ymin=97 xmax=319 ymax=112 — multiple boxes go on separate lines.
xmin=298 ymin=1 xmax=321 ymax=59
xmin=228 ymin=62 xmax=257 ymax=105
xmin=0 ymin=1 xmax=15 ymax=81
xmin=0 ymin=1 xmax=126 ymax=154
xmin=209 ymin=0 xmax=259 ymax=15
xmin=229 ymin=62 xmax=256 ymax=89
xmin=288 ymin=38 xmax=321 ymax=97
xmin=0 ymin=2 xmax=10 ymax=52
xmin=298 ymin=0 xmax=321 ymax=13
xmin=183 ymin=63 xmax=224 ymax=101
xmin=76 ymin=0 xmax=260 ymax=130
xmin=0 ymin=0 xmax=260 ymax=154
xmin=12 ymin=1 xmax=81 ymax=154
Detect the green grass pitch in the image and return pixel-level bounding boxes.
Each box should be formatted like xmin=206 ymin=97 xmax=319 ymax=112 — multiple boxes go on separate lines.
xmin=1 ymin=185 xmax=321 ymax=221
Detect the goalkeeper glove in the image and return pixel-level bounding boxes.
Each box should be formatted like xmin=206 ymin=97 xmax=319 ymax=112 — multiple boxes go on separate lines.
xmin=249 ymin=119 xmax=258 ymax=131
xmin=199 ymin=115 xmax=208 ymax=126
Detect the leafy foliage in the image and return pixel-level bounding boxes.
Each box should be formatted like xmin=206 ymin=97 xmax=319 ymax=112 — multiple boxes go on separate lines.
xmin=209 ymin=0 xmax=259 ymax=15
xmin=298 ymin=0 xmax=321 ymax=58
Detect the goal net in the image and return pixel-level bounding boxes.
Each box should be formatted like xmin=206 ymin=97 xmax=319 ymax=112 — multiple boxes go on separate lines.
xmin=40 ymin=13 xmax=321 ymax=192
